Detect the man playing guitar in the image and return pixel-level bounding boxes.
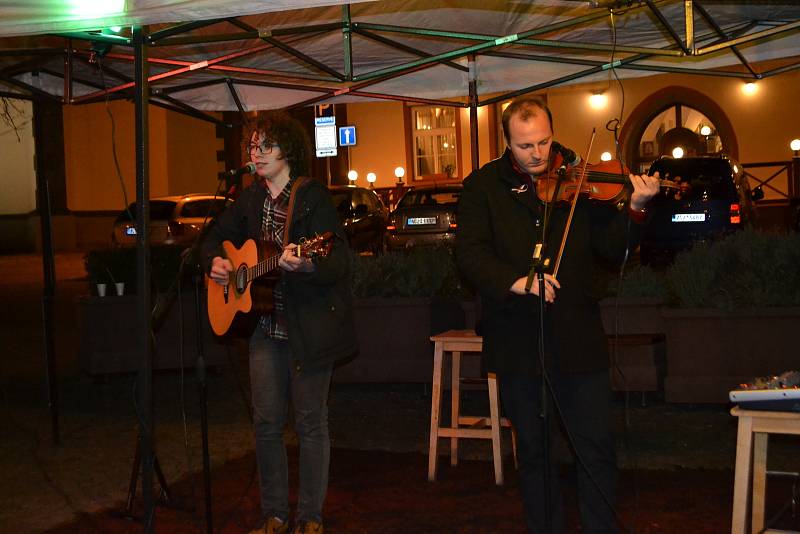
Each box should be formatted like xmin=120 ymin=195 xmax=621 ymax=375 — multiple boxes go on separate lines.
xmin=202 ymin=111 xmax=356 ymax=534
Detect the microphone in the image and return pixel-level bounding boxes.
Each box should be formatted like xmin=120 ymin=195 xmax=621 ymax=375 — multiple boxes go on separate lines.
xmin=553 ymin=142 xmax=581 ymax=176
xmin=226 ymin=162 xmax=256 ymax=177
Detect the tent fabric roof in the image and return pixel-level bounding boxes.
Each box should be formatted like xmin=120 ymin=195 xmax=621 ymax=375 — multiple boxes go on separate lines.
xmin=1 ymin=1 xmax=799 ymax=115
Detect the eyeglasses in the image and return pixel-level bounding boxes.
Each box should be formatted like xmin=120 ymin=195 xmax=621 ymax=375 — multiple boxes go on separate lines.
xmin=247 ymin=142 xmax=280 ymax=155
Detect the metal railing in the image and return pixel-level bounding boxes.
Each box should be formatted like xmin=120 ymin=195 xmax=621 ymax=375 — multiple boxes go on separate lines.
xmin=742 ymin=158 xmax=800 ymax=202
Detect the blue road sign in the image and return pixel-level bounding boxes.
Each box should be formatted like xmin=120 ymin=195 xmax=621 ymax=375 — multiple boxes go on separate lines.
xmin=339 ymin=126 xmax=357 ymax=147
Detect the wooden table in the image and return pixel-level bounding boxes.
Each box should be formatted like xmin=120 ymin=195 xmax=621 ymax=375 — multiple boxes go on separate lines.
xmin=731 ymin=406 xmax=800 ymax=534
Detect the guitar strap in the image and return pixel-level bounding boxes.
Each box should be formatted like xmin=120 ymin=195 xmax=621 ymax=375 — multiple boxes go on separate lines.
xmin=283 ymin=176 xmax=312 ymax=246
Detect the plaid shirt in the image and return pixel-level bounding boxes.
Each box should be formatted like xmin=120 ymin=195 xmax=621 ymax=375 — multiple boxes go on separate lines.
xmin=259 ymin=178 xmax=293 ymax=340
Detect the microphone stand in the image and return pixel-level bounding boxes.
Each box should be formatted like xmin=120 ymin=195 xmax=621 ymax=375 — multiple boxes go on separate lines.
xmin=524 ymin=159 xmax=570 ymax=534
xmin=191 ymin=255 xmax=214 ymax=534
xmin=526 ymin=251 xmax=553 ymax=534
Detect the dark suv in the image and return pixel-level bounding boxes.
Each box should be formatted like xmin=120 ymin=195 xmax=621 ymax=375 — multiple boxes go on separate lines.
xmin=330 ymin=186 xmax=388 ymax=253
xmin=640 ymin=155 xmax=760 ymax=265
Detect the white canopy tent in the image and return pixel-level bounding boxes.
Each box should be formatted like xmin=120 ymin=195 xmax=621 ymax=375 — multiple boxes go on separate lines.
xmin=2 ymin=0 xmax=800 ymax=119
xmin=2 ymin=3 xmax=799 ymax=528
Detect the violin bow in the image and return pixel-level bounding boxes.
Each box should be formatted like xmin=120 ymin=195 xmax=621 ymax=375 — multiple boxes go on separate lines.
xmin=552 ymin=128 xmax=596 ymax=278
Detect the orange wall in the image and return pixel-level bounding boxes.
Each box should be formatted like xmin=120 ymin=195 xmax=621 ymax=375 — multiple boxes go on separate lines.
xmin=63 ymin=101 xmax=219 ymax=212
xmin=347 ymin=101 xmax=407 ymax=188
xmin=342 ymin=68 xmax=799 ymax=186
xmin=546 ymin=69 xmax=800 ymax=165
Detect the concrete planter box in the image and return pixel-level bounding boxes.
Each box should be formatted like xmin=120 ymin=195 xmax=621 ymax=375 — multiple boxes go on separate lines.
xmin=600 ymin=297 xmax=665 ymax=336
xmin=334 ymin=297 xmax=467 ymax=383
xmin=78 ymin=293 xmax=231 ymax=375
xmin=600 ymin=298 xmax=666 ymax=394
xmin=661 ymin=307 xmax=800 ymax=403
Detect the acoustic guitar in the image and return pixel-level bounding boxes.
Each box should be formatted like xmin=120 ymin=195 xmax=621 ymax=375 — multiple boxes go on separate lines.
xmin=207 ymin=232 xmax=334 ymax=336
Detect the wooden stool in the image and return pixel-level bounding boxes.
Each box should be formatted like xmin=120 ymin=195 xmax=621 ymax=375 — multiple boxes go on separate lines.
xmin=428 ymin=329 xmax=514 ymax=485
xmin=731 ymin=406 xmax=800 ymax=534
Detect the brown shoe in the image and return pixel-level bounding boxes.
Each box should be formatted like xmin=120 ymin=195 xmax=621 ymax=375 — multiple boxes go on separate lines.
xmin=250 ymin=516 xmax=289 ymax=534
xmin=292 ymin=520 xmax=323 ymax=534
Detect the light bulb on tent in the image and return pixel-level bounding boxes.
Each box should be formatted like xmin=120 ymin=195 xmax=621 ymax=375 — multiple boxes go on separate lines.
xmin=367 ymin=172 xmax=377 ymax=186
xmin=394 ymin=166 xmax=405 ymax=184
xmin=672 ymin=146 xmax=685 ymax=159
xmin=600 ymin=152 xmax=612 ymax=162
xmin=347 ymin=170 xmax=358 ymax=184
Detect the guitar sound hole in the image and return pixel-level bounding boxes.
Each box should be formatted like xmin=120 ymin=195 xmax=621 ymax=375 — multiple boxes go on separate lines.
xmin=235 ymin=266 xmax=248 ymax=294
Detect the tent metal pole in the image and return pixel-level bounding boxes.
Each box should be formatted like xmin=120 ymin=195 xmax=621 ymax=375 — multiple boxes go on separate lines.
xmin=761 ymin=60 xmax=800 ymax=78
xmin=684 ymin=0 xmax=694 ymax=54
xmin=63 ymin=39 xmax=72 ymax=104
xmin=352 ymin=28 xmax=469 ymax=72
xmin=350 ymin=5 xmax=639 ymax=83
xmin=644 ymin=0 xmax=691 ymax=55
xmin=149 ymin=19 xmax=226 ymax=43
xmin=260 ymin=34 xmax=345 ymax=80
xmin=696 ymin=20 xmax=800 ymax=55
xmin=154 ymin=92 xmax=231 ymax=126
xmin=225 ymin=78 xmax=248 ymax=120
xmin=76 ymin=49 xmax=338 ymax=83
xmin=0 ymin=90 xmax=33 ymax=99
xmin=0 ymin=73 xmax=60 ymax=101
xmin=72 ymin=43 xmax=274 ymax=103
xmin=693 ymin=1 xmax=757 ymax=78
xmin=468 ymin=55 xmax=479 ymax=173
xmin=343 ymin=5 xmax=353 ymax=81
xmin=153 ymin=22 xmax=344 ymax=47
xmin=133 ymin=24 xmax=156 ymax=533
xmin=350 ymin=91 xmax=466 ymax=107
xmin=482 ymin=50 xmax=758 ymax=79
xmin=32 ymin=101 xmax=59 ymax=446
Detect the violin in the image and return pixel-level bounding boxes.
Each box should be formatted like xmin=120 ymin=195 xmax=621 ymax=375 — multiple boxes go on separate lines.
xmin=535 ymin=154 xmax=680 ymax=205
xmin=542 ymin=132 xmax=678 ymax=278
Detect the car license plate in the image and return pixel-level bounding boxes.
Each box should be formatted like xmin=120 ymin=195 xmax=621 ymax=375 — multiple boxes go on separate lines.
xmin=672 ymin=213 xmax=705 ymax=222
xmin=407 ymin=217 xmax=437 ymax=226
xmin=125 ymin=227 xmax=137 ymax=236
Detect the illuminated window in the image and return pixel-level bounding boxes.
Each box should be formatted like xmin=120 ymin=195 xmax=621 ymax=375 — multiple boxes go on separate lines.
xmin=412 ymin=106 xmax=457 ymax=180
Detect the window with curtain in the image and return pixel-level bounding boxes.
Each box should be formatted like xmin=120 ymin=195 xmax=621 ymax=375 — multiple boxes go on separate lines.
xmin=412 ymin=106 xmax=457 ymax=180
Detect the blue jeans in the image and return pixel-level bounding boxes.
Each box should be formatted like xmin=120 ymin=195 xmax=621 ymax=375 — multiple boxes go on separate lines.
xmin=499 ymin=369 xmax=618 ymax=534
xmin=249 ymin=333 xmax=332 ymax=523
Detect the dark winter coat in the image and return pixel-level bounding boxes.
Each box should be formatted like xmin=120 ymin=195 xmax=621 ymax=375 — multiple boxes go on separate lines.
xmin=202 ymin=178 xmax=358 ymax=372
xmin=456 ymin=152 xmax=644 ymax=376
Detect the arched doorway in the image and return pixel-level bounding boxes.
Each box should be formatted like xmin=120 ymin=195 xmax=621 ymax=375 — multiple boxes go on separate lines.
xmin=619 ymin=86 xmax=739 ymax=173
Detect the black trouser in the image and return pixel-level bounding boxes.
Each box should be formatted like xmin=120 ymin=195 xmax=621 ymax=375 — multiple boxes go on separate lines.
xmin=499 ymin=369 xmax=618 ymax=534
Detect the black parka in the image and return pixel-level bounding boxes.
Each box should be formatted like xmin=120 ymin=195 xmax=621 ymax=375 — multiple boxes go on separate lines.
xmin=456 ymin=151 xmax=644 ymax=376
xmin=202 ymin=178 xmax=357 ymax=372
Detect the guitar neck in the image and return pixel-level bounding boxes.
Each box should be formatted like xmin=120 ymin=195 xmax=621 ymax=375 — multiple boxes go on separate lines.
xmin=248 ymin=253 xmax=281 ymax=283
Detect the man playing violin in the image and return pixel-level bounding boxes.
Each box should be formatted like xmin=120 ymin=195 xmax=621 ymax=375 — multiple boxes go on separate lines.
xmin=202 ymin=111 xmax=356 ymax=534
xmin=456 ymin=96 xmax=660 ymax=533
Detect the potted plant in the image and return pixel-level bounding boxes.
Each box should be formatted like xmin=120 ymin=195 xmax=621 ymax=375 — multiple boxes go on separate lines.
xmin=660 ymin=229 xmax=800 ymax=403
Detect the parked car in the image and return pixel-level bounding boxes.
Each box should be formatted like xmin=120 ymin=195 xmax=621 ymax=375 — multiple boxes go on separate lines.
xmin=639 ymin=155 xmax=761 ymax=265
xmin=329 ymin=185 xmax=388 ymax=253
xmin=385 ymin=184 xmax=462 ymax=251
xmin=112 ymin=193 xmax=231 ymax=247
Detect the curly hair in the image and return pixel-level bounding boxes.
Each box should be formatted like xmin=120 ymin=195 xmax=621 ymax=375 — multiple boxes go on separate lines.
xmin=248 ymin=111 xmax=311 ymax=178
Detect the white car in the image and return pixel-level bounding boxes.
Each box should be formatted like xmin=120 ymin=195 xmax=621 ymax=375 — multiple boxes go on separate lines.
xmin=112 ymin=193 xmax=231 ymax=247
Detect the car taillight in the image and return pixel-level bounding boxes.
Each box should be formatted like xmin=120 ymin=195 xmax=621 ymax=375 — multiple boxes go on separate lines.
xmin=730 ymin=203 xmax=741 ymax=224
